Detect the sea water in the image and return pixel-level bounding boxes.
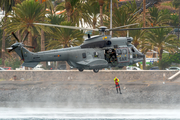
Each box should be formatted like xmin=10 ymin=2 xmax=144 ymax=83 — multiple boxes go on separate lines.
xmin=0 ymin=108 xmax=180 ymax=120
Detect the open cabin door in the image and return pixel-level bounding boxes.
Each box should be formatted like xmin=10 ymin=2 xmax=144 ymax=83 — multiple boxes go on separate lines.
xmin=116 ymin=47 xmax=129 ymax=63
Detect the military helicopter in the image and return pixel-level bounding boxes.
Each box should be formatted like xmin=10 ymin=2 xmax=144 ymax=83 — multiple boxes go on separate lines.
xmin=8 ymin=23 xmax=169 ymax=73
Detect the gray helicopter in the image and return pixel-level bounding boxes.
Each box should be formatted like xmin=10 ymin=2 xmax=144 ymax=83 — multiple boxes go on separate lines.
xmin=7 ymin=23 xmax=150 ymax=73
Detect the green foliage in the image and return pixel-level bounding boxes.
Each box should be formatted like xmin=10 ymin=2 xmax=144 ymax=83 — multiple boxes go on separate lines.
xmin=0 ymin=57 xmax=1 ymax=66
xmin=145 ymin=62 xmax=154 ymax=70
xmin=170 ymin=13 xmax=179 ymax=26
xmin=158 ymin=60 xmax=170 ymax=70
xmin=172 ymin=0 xmax=180 ymax=9
xmin=144 ymin=28 xmax=177 ymax=60
xmin=157 ymin=53 xmax=180 ymax=70
xmin=168 ymin=53 xmax=180 ymax=64
xmin=0 ymin=58 xmax=21 ymax=69
xmin=0 ymin=0 xmax=15 ymax=13
xmin=4 ymin=0 xmax=48 ymax=36
xmin=46 ymin=21 xmax=84 ymax=49
xmin=147 ymin=7 xmax=171 ymax=26
xmin=161 ymin=1 xmax=173 ymax=7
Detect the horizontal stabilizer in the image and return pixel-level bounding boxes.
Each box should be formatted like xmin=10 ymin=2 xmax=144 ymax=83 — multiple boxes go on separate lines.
xmin=22 ymin=62 xmax=39 ymax=68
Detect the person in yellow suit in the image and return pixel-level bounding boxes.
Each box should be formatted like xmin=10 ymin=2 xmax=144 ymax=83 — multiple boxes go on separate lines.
xmin=114 ymin=76 xmax=122 ymax=94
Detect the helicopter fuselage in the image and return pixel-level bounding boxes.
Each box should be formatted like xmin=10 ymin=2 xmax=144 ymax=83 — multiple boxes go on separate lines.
xmin=13 ymin=35 xmax=144 ymax=72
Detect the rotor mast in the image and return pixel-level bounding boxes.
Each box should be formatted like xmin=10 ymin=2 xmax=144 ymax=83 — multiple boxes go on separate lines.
xmin=99 ymin=26 xmax=107 ymax=35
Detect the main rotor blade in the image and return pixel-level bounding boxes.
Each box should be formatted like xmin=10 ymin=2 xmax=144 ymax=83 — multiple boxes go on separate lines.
xmin=109 ymin=23 xmax=139 ymax=31
xmin=112 ymin=26 xmax=175 ymax=31
xmin=7 ymin=46 xmax=18 ymax=53
xmin=33 ymin=23 xmax=99 ymax=31
xmin=6 ymin=47 xmax=13 ymax=50
xmin=22 ymin=32 xmax=29 ymax=42
xmin=12 ymin=32 xmax=20 ymax=42
xmin=8 ymin=49 xmax=14 ymax=53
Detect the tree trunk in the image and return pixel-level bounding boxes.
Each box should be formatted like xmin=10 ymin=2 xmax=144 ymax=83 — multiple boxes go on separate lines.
xmin=100 ymin=5 xmax=103 ymax=26
xmin=41 ymin=29 xmax=46 ymax=68
xmin=27 ymin=32 xmax=32 ymax=70
xmin=65 ymin=45 xmax=70 ymax=70
xmin=17 ymin=30 xmax=21 ymax=41
xmin=2 ymin=28 xmax=5 ymax=67
xmin=142 ymin=0 xmax=146 ymax=70
xmin=158 ymin=48 xmax=163 ymax=60
xmin=179 ymin=7 xmax=180 ymax=23
xmin=67 ymin=10 xmax=71 ymax=22
xmin=178 ymin=7 xmax=180 ymax=48
xmin=65 ymin=0 xmax=71 ymax=22
xmin=92 ymin=17 xmax=96 ymax=35
xmin=64 ymin=0 xmax=71 ymax=70
xmin=28 ymin=32 xmax=32 ymax=49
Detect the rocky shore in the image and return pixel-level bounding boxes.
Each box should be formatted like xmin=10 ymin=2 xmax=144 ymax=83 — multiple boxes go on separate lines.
xmin=0 ymin=77 xmax=180 ymax=108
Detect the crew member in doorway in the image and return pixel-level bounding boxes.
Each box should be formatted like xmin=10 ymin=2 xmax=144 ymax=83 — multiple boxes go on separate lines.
xmin=105 ymin=51 xmax=110 ymax=63
xmin=114 ymin=76 xmax=122 ymax=94
xmin=110 ymin=55 xmax=117 ymax=66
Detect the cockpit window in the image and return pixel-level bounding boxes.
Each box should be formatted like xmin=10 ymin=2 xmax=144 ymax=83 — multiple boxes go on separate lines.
xmin=122 ymin=49 xmax=127 ymax=54
xmin=117 ymin=49 xmax=122 ymax=55
xmin=131 ymin=47 xmax=135 ymax=52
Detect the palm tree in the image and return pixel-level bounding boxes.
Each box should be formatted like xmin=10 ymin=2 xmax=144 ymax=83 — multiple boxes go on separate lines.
xmin=4 ymin=0 xmax=48 ymax=51
xmin=147 ymin=7 xmax=171 ymax=26
xmin=46 ymin=21 xmax=84 ymax=69
xmin=98 ymin=0 xmax=104 ymax=26
xmin=35 ymin=0 xmax=53 ymax=51
xmin=35 ymin=0 xmax=54 ymax=68
xmin=170 ymin=13 xmax=179 ymax=27
xmin=130 ymin=23 xmax=145 ymax=49
xmin=172 ymin=0 xmax=180 ymax=46
xmin=0 ymin=0 xmax=17 ymax=66
xmin=144 ymin=28 xmax=177 ymax=60
xmin=172 ymin=0 xmax=180 ymax=21
xmin=112 ymin=1 xmax=139 ymax=37
xmin=56 ymin=0 xmax=80 ymax=22
xmin=82 ymin=1 xmax=100 ymax=31
xmin=46 ymin=21 xmax=84 ymax=49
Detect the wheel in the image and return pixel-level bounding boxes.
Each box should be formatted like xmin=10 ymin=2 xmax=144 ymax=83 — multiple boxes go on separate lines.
xmin=78 ymin=69 xmax=84 ymax=72
xmin=93 ymin=69 xmax=99 ymax=73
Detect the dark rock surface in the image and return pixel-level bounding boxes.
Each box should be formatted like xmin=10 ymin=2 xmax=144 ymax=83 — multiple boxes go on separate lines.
xmin=0 ymin=78 xmax=180 ymax=109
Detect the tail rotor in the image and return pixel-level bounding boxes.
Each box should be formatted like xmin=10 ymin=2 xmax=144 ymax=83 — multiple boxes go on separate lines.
xmin=7 ymin=32 xmax=35 ymax=61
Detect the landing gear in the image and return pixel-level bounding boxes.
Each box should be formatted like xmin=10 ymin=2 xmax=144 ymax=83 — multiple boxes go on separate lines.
xmin=78 ymin=69 xmax=84 ymax=72
xmin=93 ymin=69 xmax=99 ymax=73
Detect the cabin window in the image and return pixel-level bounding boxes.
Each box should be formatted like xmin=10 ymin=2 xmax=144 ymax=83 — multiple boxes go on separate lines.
xmin=94 ymin=52 xmax=98 ymax=57
xmin=117 ymin=49 xmax=122 ymax=55
xmin=133 ymin=54 xmax=136 ymax=58
xmin=122 ymin=49 xmax=127 ymax=54
xmin=82 ymin=53 xmax=86 ymax=58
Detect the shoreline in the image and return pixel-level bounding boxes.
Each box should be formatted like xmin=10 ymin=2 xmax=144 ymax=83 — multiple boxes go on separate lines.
xmin=0 ymin=78 xmax=180 ymax=109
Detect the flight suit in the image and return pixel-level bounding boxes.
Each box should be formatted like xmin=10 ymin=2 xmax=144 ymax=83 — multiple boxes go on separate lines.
xmin=105 ymin=53 xmax=110 ymax=63
xmin=110 ymin=56 xmax=118 ymax=66
xmin=114 ymin=77 xmax=122 ymax=94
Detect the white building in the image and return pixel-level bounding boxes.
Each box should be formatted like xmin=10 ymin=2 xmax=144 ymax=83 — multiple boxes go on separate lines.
xmin=0 ymin=9 xmax=5 ymax=23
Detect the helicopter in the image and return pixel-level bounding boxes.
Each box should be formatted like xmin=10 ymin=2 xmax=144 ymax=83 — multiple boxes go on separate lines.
xmin=7 ymin=23 xmax=172 ymax=73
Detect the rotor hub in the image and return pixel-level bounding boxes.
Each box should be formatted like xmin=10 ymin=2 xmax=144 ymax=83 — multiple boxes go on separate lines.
xmin=99 ymin=26 xmax=108 ymax=35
